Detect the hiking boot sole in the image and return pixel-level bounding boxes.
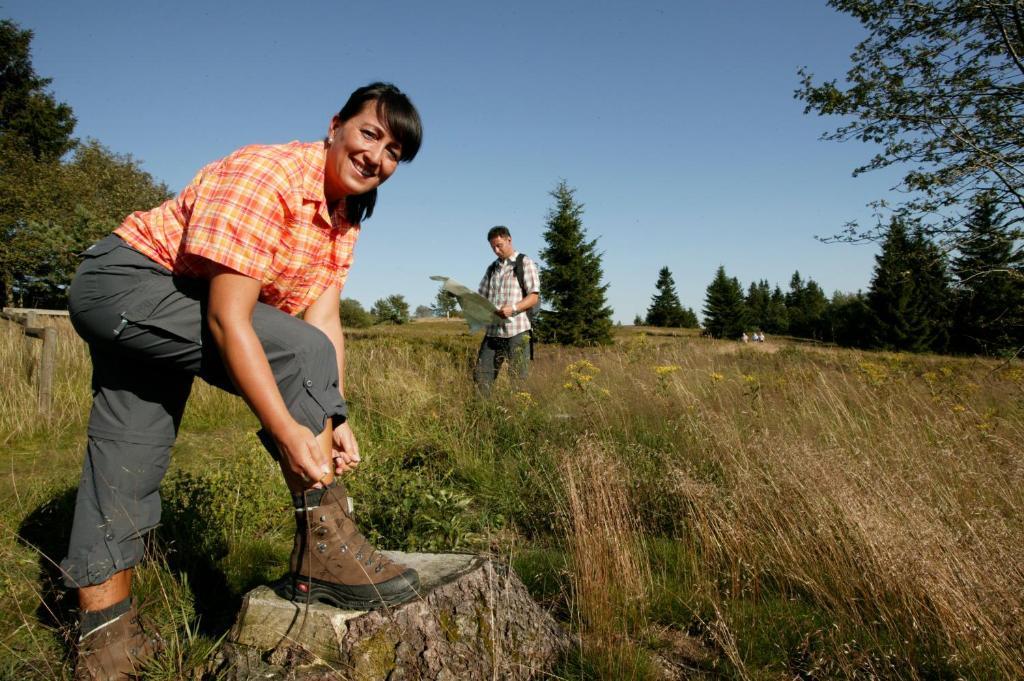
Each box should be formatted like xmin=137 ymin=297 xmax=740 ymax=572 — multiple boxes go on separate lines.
xmin=274 ymin=569 xmax=420 ymax=610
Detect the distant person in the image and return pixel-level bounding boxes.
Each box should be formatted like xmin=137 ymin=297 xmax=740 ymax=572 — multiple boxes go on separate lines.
xmin=474 ymin=226 xmax=540 ymax=393
xmin=63 ymin=83 xmax=423 ymax=680
xmin=741 ymin=332 xmax=749 ymax=343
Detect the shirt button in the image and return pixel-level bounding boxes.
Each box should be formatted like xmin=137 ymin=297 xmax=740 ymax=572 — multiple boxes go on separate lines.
xmin=305 ymin=379 xmax=313 ymax=388
xmin=104 ymin=533 xmax=114 ymax=541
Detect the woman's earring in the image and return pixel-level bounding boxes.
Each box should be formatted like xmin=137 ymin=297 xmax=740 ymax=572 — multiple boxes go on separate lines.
xmin=328 ymin=135 xmax=335 ymax=145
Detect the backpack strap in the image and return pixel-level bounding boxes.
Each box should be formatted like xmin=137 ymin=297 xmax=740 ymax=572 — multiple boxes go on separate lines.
xmin=485 ymin=259 xmax=500 ymax=299
xmin=513 ymin=253 xmax=528 ymax=298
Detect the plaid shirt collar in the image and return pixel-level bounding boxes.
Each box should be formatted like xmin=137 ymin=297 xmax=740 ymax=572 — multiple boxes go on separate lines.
xmin=298 ymin=142 xmax=347 ymax=230
xmin=495 ymin=251 xmax=520 ymax=266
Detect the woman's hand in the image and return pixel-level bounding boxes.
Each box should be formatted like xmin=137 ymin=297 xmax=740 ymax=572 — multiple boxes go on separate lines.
xmin=332 ymin=421 xmax=361 ymax=475
xmin=273 ymin=419 xmax=331 ymax=487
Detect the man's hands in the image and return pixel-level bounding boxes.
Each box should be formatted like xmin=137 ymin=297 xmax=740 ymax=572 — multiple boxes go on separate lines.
xmin=497 ymin=304 xmax=516 ymax=319
xmin=332 ymin=420 xmax=361 ymax=474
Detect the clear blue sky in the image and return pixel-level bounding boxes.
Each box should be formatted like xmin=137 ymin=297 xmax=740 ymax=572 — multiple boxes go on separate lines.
xmin=4 ymin=0 xmax=902 ymax=322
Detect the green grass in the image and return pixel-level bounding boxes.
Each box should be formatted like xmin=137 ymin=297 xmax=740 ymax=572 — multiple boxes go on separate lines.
xmin=2 ymin=318 xmax=1023 ymax=679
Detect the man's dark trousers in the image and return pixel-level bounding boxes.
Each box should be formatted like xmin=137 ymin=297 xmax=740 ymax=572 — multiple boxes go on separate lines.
xmin=474 ymin=331 xmax=530 ymax=393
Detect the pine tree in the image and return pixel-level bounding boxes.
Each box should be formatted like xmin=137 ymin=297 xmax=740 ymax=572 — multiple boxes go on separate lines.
xmin=766 ymin=285 xmax=789 ymax=334
xmin=537 ymin=181 xmax=614 ymax=346
xmin=785 ymin=271 xmax=828 ymax=339
xmin=645 ymin=266 xmax=687 ymax=327
xmin=824 ymin=291 xmax=872 ymax=347
xmin=745 ymin=280 xmax=771 ymax=332
xmin=679 ymin=306 xmax=699 ymax=328
xmin=951 ymin=193 xmax=1024 ymax=355
xmin=702 ymin=266 xmax=746 ymax=339
xmin=867 ymin=217 xmax=950 ymax=352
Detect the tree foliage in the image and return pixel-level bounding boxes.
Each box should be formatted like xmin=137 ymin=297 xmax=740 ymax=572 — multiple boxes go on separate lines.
xmin=867 ymin=217 xmax=952 ymax=352
xmin=645 ymin=266 xmax=696 ymax=327
xmin=536 ymin=181 xmax=614 ymax=346
xmin=785 ymin=271 xmax=829 ymax=340
xmin=951 ymin=192 xmax=1024 ymax=354
xmin=371 ymin=294 xmax=410 ymax=325
xmin=339 ymin=298 xmax=374 ymax=328
xmin=433 ymin=285 xmax=460 ymax=318
xmin=0 ymin=140 xmax=170 ymax=307
xmin=0 ymin=19 xmax=76 ymax=160
xmin=0 ymin=20 xmax=168 ymax=307
xmin=702 ymin=266 xmax=747 ymax=339
xmin=797 ymin=1 xmax=1024 ymax=246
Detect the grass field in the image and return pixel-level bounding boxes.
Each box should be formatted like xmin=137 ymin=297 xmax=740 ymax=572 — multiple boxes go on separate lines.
xmin=1 ymin=316 xmax=1022 ymax=679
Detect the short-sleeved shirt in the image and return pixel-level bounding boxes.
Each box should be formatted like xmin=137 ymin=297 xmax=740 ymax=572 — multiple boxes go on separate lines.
xmin=478 ymin=252 xmax=540 ymax=338
xmin=114 ymin=141 xmax=358 ymax=315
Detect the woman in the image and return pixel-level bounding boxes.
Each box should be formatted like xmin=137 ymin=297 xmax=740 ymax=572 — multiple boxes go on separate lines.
xmin=63 ymin=82 xmax=422 ymax=680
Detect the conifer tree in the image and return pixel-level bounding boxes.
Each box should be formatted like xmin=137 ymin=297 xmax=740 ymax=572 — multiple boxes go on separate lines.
xmin=745 ymin=280 xmax=771 ymax=331
xmin=825 ymin=291 xmax=872 ymax=347
xmin=785 ymin=271 xmax=828 ymax=339
xmin=867 ymin=217 xmax=950 ymax=352
xmin=537 ymin=181 xmax=614 ymax=345
xmin=951 ymin=193 xmax=1024 ymax=355
xmin=702 ymin=266 xmax=746 ymax=339
xmin=766 ymin=285 xmax=789 ymax=334
xmin=645 ymin=266 xmax=687 ymax=327
xmin=679 ymin=306 xmax=699 ymax=328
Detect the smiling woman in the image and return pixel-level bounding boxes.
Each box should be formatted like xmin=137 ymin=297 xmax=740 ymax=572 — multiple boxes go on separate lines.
xmin=59 ymin=82 xmax=423 ymax=680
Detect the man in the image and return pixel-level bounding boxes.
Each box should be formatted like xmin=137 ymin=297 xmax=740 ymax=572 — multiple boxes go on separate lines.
xmin=474 ymin=225 xmax=540 ymax=392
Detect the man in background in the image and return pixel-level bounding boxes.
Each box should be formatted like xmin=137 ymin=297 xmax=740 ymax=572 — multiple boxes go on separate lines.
xmin=474 ymin=226 xmax=540 ymax=393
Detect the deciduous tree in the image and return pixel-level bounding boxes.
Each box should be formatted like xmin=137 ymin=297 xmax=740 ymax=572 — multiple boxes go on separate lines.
xmin=433 ymin=285 xmax=459 ymax=318
xmin=0 ymin=19 xmax=76 ymax=160
xmin=797 ymin=1 xmax=1024 ymax=247
xmin=339 ymin=298 xmax=373 ymax=328
xmin=0 ymin=140 xmax=169 ymax=307
xmin=372 ymin=294 xmax=410 ymax=325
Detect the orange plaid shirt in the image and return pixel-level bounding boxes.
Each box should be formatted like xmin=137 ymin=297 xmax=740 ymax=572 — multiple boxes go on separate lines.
xmin=115 ymin=141 xmax=358 ymax=315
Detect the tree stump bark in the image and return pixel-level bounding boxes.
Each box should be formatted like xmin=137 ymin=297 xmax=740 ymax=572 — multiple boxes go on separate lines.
xmin=219 ymin=552 xmax=568 ymax=680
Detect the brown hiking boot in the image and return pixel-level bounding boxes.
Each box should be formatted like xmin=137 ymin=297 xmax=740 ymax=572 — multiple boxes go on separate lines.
xmin=279 ymin=482 xmax=420 ymax=610
xmin=74 ymin=602 xmax=162 ymax=681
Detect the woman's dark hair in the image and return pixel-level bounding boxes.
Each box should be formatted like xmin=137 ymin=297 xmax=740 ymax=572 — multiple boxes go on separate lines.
xmin=338 ymin=82 xmax=422 ymax=224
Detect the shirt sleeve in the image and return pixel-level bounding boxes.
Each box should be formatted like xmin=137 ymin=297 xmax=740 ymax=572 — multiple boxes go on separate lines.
xmin=524 ymin=256 xmax=541 ymax=294
xmin=179 ymin=150 xmax=291 ymax=281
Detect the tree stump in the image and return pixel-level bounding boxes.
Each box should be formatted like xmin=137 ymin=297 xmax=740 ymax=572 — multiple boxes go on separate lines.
xmin=219 ymin=552 xmax=568 ymax=680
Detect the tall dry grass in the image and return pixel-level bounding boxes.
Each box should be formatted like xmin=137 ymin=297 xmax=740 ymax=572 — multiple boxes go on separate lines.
xmin=557 ymin=436 xmax=653 ymax=674
xmin=1 ymin=319 xmax=1022 ymax=678
xmin=0 ymin=318 xmax=90 ymax=445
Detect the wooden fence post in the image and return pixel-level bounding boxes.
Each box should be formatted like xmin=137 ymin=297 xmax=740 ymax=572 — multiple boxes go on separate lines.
xmin=38 ymin=326 xmax=57 ymax=417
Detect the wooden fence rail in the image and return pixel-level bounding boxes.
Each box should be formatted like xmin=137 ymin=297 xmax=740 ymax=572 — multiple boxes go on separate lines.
xmin=1 ymin=307 xmax=66 ymax=417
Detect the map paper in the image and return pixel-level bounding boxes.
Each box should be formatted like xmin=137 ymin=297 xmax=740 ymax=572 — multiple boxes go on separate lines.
xmin=430 ymin=275 xmax=502 ymax=332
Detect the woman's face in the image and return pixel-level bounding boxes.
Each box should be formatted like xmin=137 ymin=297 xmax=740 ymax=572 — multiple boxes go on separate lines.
xmin=324 ymin=100 xmax=403 ymax=203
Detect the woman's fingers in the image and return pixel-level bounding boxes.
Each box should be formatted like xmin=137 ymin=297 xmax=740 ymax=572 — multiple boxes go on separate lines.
xmin=278 ymin=424 xmax=329 ymax=488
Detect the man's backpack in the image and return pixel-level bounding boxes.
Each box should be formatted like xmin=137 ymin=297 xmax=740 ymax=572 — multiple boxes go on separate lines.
xmin=486 ymin=253 xmax=540 ymax=357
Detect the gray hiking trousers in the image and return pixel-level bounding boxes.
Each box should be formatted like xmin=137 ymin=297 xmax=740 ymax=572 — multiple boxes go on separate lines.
xmin=61 ymin=234 xmax=346 ymax=588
